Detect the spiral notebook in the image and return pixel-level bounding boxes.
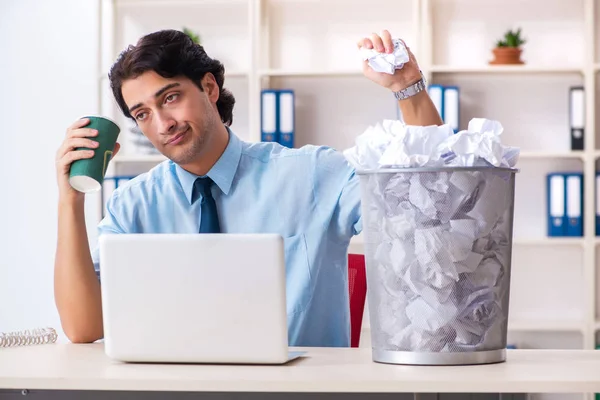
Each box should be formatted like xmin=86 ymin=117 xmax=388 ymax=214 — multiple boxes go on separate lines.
xmin=0 ymin=327 xmax=58 ymax=348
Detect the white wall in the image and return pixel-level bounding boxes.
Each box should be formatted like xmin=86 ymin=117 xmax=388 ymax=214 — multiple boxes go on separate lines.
xmin=0 ymin=0 xmax=100 ymax=340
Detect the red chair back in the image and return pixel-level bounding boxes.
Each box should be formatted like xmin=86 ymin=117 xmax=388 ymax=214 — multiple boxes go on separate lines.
xmin=348 ymin=253 xmax=367 ymax=348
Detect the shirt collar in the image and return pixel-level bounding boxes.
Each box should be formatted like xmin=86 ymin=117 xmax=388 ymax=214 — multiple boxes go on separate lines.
xmin=175 ymin=127 xmax=242 ymax=204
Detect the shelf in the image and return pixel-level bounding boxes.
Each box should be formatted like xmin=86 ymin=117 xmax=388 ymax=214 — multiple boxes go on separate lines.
xmin=99 ymin=70 xmax=248 ymax=80
xmin=116 ymin=0 xmax=247 ymax=7
xmin=223 ymin=71 xmax=249 ymax=78
xmin=428 ymin=65 xmax=584 ymax=74
xmin=112 ymin=154 xmax=167 ymax=163
xmin=348 ymin=238 xmax=584 ymax=255
xmin=513 ymin=238 xmax=585 ymax=247
xmin=258 ymin=69 xmax=363 ymax=78
xmin=508 ymin=319 xmax=583 ymax=332
xmin=519 ymin=151 xmax=585 ymax=160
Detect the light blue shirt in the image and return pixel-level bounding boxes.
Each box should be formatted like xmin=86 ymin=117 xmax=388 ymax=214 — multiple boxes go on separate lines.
xmin=92 ymin=129 xmax=363 ymax=347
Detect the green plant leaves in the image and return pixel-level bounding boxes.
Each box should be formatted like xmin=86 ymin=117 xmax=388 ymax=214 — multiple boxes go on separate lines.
xmin=182 ymin=27 xmax=201 ymax=44
xmin=496 ymin=28 xmax=526 ymax=48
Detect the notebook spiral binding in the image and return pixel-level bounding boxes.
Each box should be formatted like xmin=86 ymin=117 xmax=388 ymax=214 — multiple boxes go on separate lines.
xmin=0 ymin=327 xmax=58 ymax=348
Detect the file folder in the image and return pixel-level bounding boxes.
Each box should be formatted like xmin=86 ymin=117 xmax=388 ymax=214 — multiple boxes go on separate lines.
xmin=427 ymin=84 xmax=444 ymax=122
xmin=443 ymin=86 xmax=460 ymax=133
xmin=278 ymin=90 xmax=295 ymax=148
xmin=261 ymin=90 xmax=278 ymax=143
xmin=547 ymin=173 xmax=566 ymax=236
xmin=569 ymin=86 xmax=585 ymax=150
xmin=565 ymin=172 xmax=583 ymax=236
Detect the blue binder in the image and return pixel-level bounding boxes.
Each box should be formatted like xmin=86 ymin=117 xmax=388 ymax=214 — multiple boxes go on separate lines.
xmin=569 ymin=86 xmax=585 ymax=150
xmin=564 ymin=172 xmax=583 ymax=237
xmin=427 ymin=84 xmax=445 ymax=122
xmin=260 ymin=90 xmax=278 ymax=143
xmin=443 ymin=86 xmax=460 ymax=133
xmin=547 ymin=173 xmax=567 ymax=236
xmin=277 ymin=89 xmax=295 ymax=148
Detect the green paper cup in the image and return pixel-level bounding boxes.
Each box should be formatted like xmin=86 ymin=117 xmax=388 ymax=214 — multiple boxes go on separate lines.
xmin=69 ymin=115 xmax=121 ymax=193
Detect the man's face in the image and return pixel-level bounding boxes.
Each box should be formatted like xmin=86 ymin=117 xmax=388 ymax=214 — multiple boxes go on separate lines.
xmin=121 ymin=70 xmax=220 ymax=165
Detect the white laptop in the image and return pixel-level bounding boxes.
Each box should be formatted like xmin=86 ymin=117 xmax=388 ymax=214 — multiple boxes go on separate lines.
xmin=98 ymin=233 xmax=304 ymax=364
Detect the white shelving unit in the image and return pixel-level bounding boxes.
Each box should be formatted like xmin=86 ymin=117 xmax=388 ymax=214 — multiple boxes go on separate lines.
xmin=429 ymin=65 xmax=585 ymax=74
xmin=507 ymin=318 xmax=585 ymax=333
xmin=420 ymin=3 xmax=599 ymax=376
xmin=96 ymin=2 xmax=600 ymax=396
xmin=258 ymin=69 xmax=364 ymax=77
xmin=519 ymin=151 xmax=586 ymax=159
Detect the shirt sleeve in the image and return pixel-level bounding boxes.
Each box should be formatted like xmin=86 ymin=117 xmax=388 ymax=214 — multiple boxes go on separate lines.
xmin=313 ymin=146 xmax=362 ymax=243
xmin=339 ymin=171 xmax=362 ymax=236
xmin=91 ymin=191 xmax=128 ymax=280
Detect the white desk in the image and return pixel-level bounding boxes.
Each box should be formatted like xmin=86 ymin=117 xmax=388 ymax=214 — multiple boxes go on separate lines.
xmin=1 ymin=343 xmax=600 ymax=394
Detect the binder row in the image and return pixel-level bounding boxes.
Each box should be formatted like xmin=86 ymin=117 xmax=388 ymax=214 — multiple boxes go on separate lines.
xmin=425 ymin=85 xmax=584 ymax=148
xmin=427 ymin=84 xmax=460 ymax=133
xmin=547 ymin=172 xmax=600 ymax=237
xmin=261 ymin=89 xmax=295 ymax=148
xmin=547 ymin=173 xmax=583 ymax=237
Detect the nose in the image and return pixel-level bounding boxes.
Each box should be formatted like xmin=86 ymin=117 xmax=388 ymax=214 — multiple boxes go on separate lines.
xmin=155 ymin=111 xmax=176 ymax=136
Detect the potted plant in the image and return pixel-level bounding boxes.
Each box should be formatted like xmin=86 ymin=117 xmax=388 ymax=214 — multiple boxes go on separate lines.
xmin=489 ymin=28 xmax=526 ymax=65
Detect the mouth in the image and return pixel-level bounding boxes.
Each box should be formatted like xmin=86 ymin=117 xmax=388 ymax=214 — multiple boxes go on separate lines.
xmin=165 ymin=127 xmax=189 ymax=145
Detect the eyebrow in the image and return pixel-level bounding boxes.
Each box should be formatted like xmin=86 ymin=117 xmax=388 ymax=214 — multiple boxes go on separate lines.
xmin=128 ymin=82 xmax=181 ymax=114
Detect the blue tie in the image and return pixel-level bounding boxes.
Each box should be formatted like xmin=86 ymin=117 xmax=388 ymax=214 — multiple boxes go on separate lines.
xmin=193 ymin=177 xmax=220 ymax=233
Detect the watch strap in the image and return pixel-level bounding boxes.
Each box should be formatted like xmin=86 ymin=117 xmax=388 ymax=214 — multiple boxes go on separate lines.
xmin=393 ymin=74 xmax=427 ymax=101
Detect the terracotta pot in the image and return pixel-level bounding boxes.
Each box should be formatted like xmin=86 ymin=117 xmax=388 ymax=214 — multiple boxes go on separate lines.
xmin=489 ymin=47 xmax=524 ymax=65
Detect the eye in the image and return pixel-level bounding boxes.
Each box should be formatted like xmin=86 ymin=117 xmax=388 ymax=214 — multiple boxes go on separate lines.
xmin=135 ymin=112 xmax=147 ymax=122
xmin=165 ymin=93 xmax=179 ymax=103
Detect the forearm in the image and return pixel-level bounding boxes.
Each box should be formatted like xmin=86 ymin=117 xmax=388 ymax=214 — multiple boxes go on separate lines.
xmin=54 ymin=198 xmax=103 ymax=343
xmin=397 ymin=90 xmax=444 ymax=127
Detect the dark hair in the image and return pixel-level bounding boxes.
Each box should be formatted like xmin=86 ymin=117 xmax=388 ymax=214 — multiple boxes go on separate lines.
xmin=108 ymin=29 xmax=235 ymax=126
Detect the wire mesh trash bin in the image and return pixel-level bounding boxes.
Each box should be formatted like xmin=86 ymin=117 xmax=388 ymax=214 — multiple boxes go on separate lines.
xmin=357 ymin=166 xmax=518 ymax=365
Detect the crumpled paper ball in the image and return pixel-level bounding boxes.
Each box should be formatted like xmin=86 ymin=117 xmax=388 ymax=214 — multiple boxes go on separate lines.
xmin=343 ymin=118 xmax=520 ymax=170
xmin=359 ymin=38 xmax=410 ymax=75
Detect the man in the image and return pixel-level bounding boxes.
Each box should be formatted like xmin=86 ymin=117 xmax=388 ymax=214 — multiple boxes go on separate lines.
xmin=54 ymin=29 xmax=443 ymax=346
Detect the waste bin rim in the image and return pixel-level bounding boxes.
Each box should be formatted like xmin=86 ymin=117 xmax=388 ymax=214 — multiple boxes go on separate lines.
xmin=355 ymin=166 xmax=519 ymax=174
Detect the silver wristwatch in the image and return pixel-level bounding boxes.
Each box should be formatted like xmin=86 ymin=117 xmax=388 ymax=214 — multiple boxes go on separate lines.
xmin=393 ymin=73 xmax=427 ymax=101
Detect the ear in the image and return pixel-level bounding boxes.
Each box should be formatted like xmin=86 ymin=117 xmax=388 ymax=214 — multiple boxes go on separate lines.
xmin=202 ymin=73 xmax=220 ymax=103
